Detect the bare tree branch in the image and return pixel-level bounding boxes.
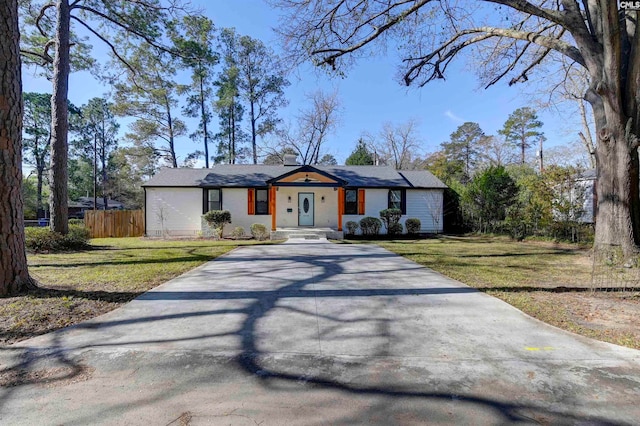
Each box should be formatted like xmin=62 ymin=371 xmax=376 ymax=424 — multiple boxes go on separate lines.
xmin=403 ymin=32 xmax=494 ymax=85
xmin=507 ymin=45 xmax=554 ymax=86
xmin=71 ymin=4 xmax=181 ymax=57
xmin=70 ymin=15 xmax=136 ymax=74
xmin=485 ymin=0 xmax=566 ymax=26
xmin=483 ymin=41 xmax=533 ymax=88
xmin=580 ymin=0 xmax=597 ymax=36
xmin=35 ymin=2 xmax=56 ymax=37
xmin=310 ymin=0 xmax=434 ymax=68
xmin=374 ymin=119 xmax=423 ymax=170
xmin=560 ymin=0 xmax=602 ymax=61
xmin=20 ymin=48 xmax=53 ymax=64
xmin=403 ymin=24 xmax=582 ymax=87
xmin=278 ymin=90 xmax=341 ymax=164
xmin=43 ymin=39 xmax=56 ymax=59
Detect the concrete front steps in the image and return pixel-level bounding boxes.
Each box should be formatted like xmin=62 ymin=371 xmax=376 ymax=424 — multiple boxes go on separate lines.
xmin=270 ymin=227 xmax=344 ymax=240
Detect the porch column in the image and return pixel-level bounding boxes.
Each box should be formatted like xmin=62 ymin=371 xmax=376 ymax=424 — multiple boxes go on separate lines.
xmin=337 ymin=187 xmax=344 ymax=231
xmin=270 ymin=186 xmax=277 ymax=231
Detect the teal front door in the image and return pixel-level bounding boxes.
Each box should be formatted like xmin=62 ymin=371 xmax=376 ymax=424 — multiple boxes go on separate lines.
xmin=298 ymin=192 xmax=314 ymax=226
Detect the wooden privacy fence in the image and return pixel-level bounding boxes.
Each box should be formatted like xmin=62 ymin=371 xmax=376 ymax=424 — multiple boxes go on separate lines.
xmin=84 ymin=210 xmax=144 ymax=238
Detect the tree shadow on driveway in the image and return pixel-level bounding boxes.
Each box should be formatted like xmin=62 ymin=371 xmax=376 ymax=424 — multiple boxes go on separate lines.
xmin=1 ymin=243 xmax=638 ymax=425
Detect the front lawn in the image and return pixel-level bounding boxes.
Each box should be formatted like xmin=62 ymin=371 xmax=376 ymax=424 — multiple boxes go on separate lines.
xmin=1 ymin=238 xmax=277 ymax=345
xmin=370 ymin=235 xmax=640 ymax=349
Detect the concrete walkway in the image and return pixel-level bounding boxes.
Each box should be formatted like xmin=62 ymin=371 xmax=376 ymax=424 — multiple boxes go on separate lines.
xmin=1 ymin=238 xmax=640 ymax=425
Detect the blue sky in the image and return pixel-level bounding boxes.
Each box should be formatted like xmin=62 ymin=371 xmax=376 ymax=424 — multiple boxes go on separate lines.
xmin=22 ymin=0 xmax=578 ymax=165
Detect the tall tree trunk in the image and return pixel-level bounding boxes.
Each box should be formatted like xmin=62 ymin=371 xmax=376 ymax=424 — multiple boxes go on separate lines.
xmin=34 ymin=135 xmax=44 ymax=216
xmin=538 ymin=138 xmax=544 ymax=172
xmin=49 ymin=0 xmax=70 ymax=234
xmin=250 ymin=100 xmax=257 ymax=164
xmin=0 ymin=0 xmax=35 ymax=295
xmin=93 ymin=135 xmax=97 ymax=210
xmin=101 ymin=111 xmax=108 ymax=210
xmin=592 ymin=97 xmax=638 ymax=259
xmin=199 ymin=76 xmax=209 ymax=168
xmin=230 ymin=102 xmax=236 ymax=164
xmin=102 ymin=168 xmax=108 ymax=209
xmin=630 ymin=148 xmax=640 ymax=246
xmin=36 ymin=163 xmax=44 ymax=217
xmin=101 ymin=145 xmax=108 ymax=210
xmin=465 ymin=143 xmax=470 ymax=178
xmin=585 ymin=1 xmax=640 ymax=262
xmin=227 ymin=107 xmax=232 ymax=164
xmin=164 ymin=95 xmax=178 ymax=168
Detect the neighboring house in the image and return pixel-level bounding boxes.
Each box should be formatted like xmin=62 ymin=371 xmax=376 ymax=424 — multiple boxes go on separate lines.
xmin=142 ymin=156 xmax=447 ymax=238
xmin=549 ymin=169 xmax=596 ymax=225
xmin=576 ymin=169 xmax=596 ymax=224
xmin=68 ymin=197 xmax=126 ymax=219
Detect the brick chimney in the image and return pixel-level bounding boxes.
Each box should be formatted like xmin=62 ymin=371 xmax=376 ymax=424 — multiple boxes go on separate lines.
xmin=283 ymin=154 xmax=298 ymax=166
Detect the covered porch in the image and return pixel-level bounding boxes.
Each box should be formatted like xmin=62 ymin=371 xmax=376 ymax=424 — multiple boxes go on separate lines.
xmin=266 ymin=165 xmax=347 ymax=237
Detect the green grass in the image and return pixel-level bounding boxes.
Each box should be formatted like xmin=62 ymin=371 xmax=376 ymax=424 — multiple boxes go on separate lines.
xmin=366 ymin=235 xmax=640 ymax=349
xmin=28 ymin=237 xmax=277 ymax=293
xmin=1 ymin=237 xmax=279 ymax=345
xmin=373 ymin=235 xmax=592 ymax=290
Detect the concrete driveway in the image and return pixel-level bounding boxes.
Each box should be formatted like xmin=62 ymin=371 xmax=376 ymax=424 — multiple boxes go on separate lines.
xmin=1 ymin=238 xmax=640 ymax=425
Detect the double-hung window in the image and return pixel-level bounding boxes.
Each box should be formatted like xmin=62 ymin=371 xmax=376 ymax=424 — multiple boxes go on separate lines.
xmin=345 ymin=189 xmax=358 ymax=214
xmin=248 ymin=188 xmax=269 ymax=215
xmin=344 ymin=188 xmax=366 ymax=215
xmin=255 ymin=189 xmax=269 ymax=215
xmin=388 ymin=189 xmax=406 ymax=214
xmin=205 ymin=189 xmax=222 ymax=212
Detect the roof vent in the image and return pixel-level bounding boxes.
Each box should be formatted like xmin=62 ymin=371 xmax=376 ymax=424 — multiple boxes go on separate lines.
xmin=283 ymin=154 xmax=298 ymax=166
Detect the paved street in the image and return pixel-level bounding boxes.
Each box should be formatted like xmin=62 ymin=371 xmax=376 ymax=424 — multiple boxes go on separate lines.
xmin=1 ymin=238 xmax=639 ymax=425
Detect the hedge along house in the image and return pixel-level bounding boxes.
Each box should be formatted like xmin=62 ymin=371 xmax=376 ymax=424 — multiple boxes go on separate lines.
xmin=142 ymin=156 xmax=447 ymax=238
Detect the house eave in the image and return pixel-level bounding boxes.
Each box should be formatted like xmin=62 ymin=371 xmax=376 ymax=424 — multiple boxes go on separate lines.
xmin=266 ymin=164 xmax=348 ymax=186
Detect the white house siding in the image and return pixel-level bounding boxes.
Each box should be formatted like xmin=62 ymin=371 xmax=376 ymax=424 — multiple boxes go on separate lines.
xmin=406 ymin=189 xmax=443 ymax=233
xmin=343 ymin=188 xmax=385 ymax=234
xmin=578 ymin=179 xmax=595 ymax=224
xmin=275 ymin=186 xmax=339 ymax=228
xmin=145 ymin=186 xmax=444 ymax=236
xmin=343 ymin=188 xmax=386 ymax=230
xmin=343 ymin=188 xmax=444 ymax=234
xmin=223 ymin=188 xmax=271 ymax=234
xmin=145 ymin=187 xmax=202 ymax=236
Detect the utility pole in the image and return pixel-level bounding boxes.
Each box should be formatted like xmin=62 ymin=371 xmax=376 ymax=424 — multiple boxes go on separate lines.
xmin=538 ymin=136 xmax=544 ymax=173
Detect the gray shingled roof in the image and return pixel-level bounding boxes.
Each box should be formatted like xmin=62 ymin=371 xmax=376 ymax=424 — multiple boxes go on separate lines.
xmin=321 ymin=166 xmax=409 ymax=187
xmin=578 ymin=169 xmax=596 ymax=180
xmin=398 ymin=170 xmax=448 ymax=189
xmin=143 ymin=164 xmax=446 ymax=189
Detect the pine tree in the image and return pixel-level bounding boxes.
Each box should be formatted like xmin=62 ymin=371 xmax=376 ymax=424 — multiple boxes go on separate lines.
xmin=345 ymin=139 xmax=374 ymax=165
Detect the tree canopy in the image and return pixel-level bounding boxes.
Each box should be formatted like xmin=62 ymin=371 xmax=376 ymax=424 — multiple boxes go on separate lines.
xmin=499 ymin=107 xmax=544 ymax=165
xmin=169 ymin=15 xmax=218 ymax=168
xmin=441 ymin=122 xmax=485 ymax=182
xmin=345 ymin=138 xmax=375 ymax=165
xmin=274 ymin=0 xmax=640 ymax=260
xmin=21 ymin=0 xmax=189 ymax=233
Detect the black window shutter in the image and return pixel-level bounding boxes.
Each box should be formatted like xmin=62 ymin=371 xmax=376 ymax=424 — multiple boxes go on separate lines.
xmin=401 ymin=189 xmax=407 ymax=214
xmin=203 ymin=189 xmax=208 ymax=214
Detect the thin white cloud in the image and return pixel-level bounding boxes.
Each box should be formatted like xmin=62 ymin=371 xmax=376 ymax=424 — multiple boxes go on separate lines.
xmin=192 ymin=158 xmax=207 ymax=168
xmin=444 ymin=110 xmax=465 ymax=123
